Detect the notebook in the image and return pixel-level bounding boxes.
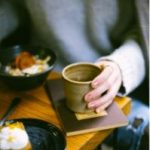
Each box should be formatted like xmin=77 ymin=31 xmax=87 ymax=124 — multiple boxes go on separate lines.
xmin=46 ymin=79 xmax=128 ymax=136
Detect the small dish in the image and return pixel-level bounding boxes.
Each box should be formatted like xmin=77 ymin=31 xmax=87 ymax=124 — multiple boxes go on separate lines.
xmin=5 ymin=118 xmax=66 ymax=150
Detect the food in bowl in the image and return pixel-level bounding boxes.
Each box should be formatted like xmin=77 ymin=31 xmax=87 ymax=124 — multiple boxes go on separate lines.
xmin=0 ymin=45 xmax=56 ymax=90
xmin=0 ymin=122 xmax=32 ymax=150
xmin=5 ymin=51 xmax=51 ymax=76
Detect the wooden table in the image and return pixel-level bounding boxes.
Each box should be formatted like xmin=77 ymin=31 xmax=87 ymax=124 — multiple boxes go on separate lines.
xmin=0 ymin=72 xmax=131 ymax=150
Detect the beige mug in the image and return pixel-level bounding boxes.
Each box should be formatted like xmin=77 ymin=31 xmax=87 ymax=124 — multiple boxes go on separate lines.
xmin=62 ymin=62 xmax=102 ymax=113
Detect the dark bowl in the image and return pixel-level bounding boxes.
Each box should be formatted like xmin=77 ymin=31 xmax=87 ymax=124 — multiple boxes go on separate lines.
xmin=0 ymin=45 xmax=56 ymax=90
xmin=6 ymin=118 xmax=66 ymax=150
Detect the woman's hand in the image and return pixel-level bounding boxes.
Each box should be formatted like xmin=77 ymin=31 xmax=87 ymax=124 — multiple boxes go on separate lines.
xmin=84 ymin=60 xmax=122 ymax=113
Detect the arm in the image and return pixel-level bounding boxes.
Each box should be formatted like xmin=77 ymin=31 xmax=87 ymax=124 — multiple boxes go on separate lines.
xmin=99 ymin=39 xmax=145 ymax=95
xmin=84 ymin=1 xmax=147 ymax=112
xmin=85 ymin=39 xmax=145 ymax=113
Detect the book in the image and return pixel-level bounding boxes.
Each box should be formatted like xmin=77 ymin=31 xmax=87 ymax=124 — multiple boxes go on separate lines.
xmin=46 ymin=79 xmax=128 ymax=136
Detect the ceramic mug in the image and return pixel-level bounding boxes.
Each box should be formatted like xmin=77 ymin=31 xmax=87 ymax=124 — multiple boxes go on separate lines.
xmin=62 ymin=62 xmax=102 ymax=113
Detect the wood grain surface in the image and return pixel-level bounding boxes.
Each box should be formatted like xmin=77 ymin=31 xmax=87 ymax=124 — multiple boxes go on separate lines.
xmin=0 ymin=72 xmax=131 ymax=150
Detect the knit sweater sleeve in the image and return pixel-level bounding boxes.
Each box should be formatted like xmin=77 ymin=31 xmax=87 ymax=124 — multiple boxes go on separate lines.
xmin=97 ymin=39 xmax=145 ymax=95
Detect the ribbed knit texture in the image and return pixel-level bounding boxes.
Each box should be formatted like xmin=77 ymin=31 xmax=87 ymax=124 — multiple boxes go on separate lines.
xmin=0 ymin=0 xmax=146 ymax=94
xmin=99 ymin=39 xmax=145 ymax=95
xmin=24 ymin=0 xmax=145 ymax=94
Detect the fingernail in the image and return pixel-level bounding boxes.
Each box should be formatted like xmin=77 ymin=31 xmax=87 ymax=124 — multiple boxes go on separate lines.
xmin=88 ymin=102 xmax=95 ymax=108
xmin=92 ymin=81 xmax=98 ymax=88
xmin=84 ymin=94 xmax=92 ymax=102
xmin=96 ymin=108 xmax=101 ymax=113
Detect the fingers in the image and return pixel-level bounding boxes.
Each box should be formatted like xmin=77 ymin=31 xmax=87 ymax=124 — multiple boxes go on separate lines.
xmin=95 ymin=78 xmax=121 ymax=113
xmin=95 ymin=98 xmax=113 ymax=113
xmin=87 ymin=78 xmax=121 ymax=112
xmin=92 ymin=66 xmax=113 ymax=88
xmin=84 ymin=60 xmax=122 ymax=113
xmin=85 ymin=67 xmax=119 ymax=102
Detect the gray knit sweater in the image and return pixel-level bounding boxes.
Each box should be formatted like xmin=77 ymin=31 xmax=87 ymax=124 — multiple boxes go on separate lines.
xmin=0 ymin=0 xmax=145 ymax=95
xmin=0 ymin=1 xmax=18 ymax=42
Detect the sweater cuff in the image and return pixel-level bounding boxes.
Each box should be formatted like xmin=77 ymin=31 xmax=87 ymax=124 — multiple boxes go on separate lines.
xmin=97 ymin=40 xmax=145 ymax=95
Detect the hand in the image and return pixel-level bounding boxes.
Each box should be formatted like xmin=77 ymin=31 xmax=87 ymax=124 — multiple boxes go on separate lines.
xmin=84 ymin=60 xmax=122 ymax=113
